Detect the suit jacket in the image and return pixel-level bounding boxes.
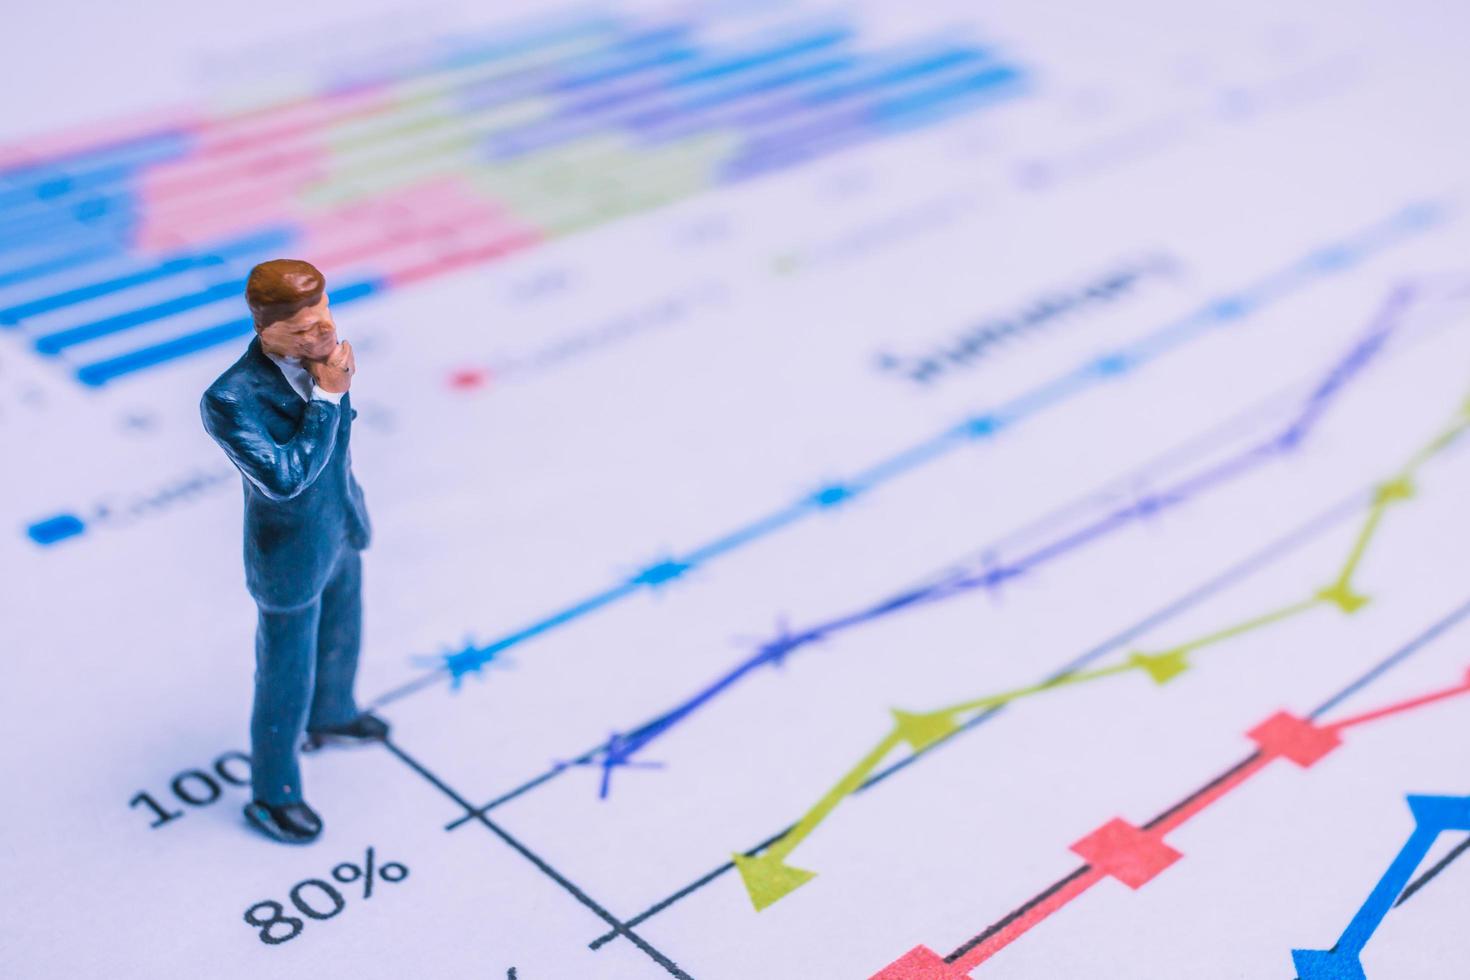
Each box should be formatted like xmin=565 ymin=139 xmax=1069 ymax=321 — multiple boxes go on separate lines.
xmin=201 ymin=338 xmax=371 ymax=610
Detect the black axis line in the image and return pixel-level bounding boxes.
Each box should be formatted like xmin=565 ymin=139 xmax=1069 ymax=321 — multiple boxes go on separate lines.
xmin=1394 ymin=832 xmax=1470 ymax=907
xmin=945 ymin=592 xmax=1470 ymax=966
xmin=379 ymin=738 xmax=695 ymax=980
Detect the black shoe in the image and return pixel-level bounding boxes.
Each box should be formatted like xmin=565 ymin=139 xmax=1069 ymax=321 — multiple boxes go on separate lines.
xmin=244 ymin=800 xmax=322 ymax=844
xmin=304 ymin=711 xmax=390 ymax=750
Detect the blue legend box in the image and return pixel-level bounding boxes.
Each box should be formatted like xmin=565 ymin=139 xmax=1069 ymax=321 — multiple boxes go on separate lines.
xmin=26 ymin=513 xmax=87 ymax=546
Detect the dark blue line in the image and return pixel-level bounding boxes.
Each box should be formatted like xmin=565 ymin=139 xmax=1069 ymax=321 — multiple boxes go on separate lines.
xmin=1308 ymin=596 xmax=1470 ymax=720
xmin=372 ymin=212 xmax=1433 ymax=717
xmin=477 ymin=293 xmax=1408 ymax=798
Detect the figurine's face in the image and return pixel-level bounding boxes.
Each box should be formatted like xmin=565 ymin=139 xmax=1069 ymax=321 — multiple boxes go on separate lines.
xmin=256 ymin=293 xmax=339 ymax=361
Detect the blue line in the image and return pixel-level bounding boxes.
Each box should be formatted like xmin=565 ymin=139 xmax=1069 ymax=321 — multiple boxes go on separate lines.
xmin=0 ymin=132 xmax=192 ymax=207
xmin=475 ymin=583 xmax=642 ymax=659
xmin=804 ymin=48 xmax=990 ymax=107
xmin=551 ymin=28 xmax=702 ymax=92
xmin=1308 ymin=597 xmax=1470 ymax=720
xmin=411 ymin=275 xmax=1416 ymax=788
xmin=674 ymin=27 xmax=855 ymax=87
xmin=0 ymin=202 xmax=135 ymax=253
xmin=868 ymin=64 xmax=1024 ymax=123
xmin=719 ymin=63 xmax=1023 ymax=180
xmin=849 ymin=431 xmax=965 ymax=488
xmin=0 ymin=240 xmax=123 ymax=291
xmin=1293 ymin=794 xmax=1470 ymax=979
xmin=682 ymin=504 xmax=811 ymax=566
xmin=0 ymin=226 xmax=293 ymax=324
xmin=36 ymin=277 xmax=248 ymax=353
xmin=627 ymin=54 xmax=860 ymax=133
xmin=73 ymin=278 xmax=379 ymax=386
xmin=392 ymin=212 xmax=1435 ymax=696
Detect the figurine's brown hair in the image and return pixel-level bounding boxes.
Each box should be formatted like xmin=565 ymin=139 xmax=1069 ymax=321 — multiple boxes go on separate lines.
xmin=246 ymin=259 xmax=326 ymax=329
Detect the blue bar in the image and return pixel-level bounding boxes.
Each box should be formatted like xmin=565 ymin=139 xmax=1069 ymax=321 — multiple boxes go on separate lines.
xmin=629 ymin=55 xmax=858 ymax=132
xmin=868 ymin=64 xmax=1024 ymax=124
xmin=26 ymin=513 xmax=87 ymax=546
xmin=0 ymin=130 xmax=192 ymax=198
xmin=74 ymin=278 xmax=380 ymax=386
xmin=36 ymin=277 xmax=248 ymax=354
xmin=722 ymin=62 xmax=1024 ymax=180
xmin=459 ymin=31 xmax=699 ymax=111
xmin=676 ymin=27 xmax=853 ymax=85
xmin=0 ymin=226 xmax=294 ymax=324
xmin=0 ymin=200 xmax=136 ymax=254
xmin=800 ymin=48 xmax=987 ymax=107
xmin=0 ymin=185 xmax=135 ymax=239
xmin=561 ymin=26 xmax=854 ymax=117
xmin=550 ymin=25 xmax=699 ymax=90
xmin=0 ymin=240 xmax=124 ymax=292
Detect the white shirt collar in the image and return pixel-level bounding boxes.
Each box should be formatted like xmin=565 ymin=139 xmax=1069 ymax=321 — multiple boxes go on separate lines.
xmin=265 ymin=351 xmax=315 ymax=402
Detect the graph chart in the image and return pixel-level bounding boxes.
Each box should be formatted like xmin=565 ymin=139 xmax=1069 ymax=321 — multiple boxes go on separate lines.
xmin=0 ymin=8 xmax=1025 ymax=387
xmin=6 ymin=1 xmax=1470 ymax=978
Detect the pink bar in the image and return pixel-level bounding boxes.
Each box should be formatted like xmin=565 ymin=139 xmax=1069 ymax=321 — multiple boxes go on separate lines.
xmin=141 ymin=141 xmax=329 ymax=204
xmin=384 ymin=227 xmax=540 ymax=287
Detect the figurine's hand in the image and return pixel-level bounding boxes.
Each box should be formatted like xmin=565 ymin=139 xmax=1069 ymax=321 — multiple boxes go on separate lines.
xmin=308 ymin=340 xmax=355 ymax=393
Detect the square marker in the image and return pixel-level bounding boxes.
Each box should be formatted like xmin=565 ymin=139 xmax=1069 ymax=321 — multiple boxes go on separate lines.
xmin=1247 ymin=711 xmax=1340 ymax=767
xmin=1070 ymin=818 xmax=1181 ymax=889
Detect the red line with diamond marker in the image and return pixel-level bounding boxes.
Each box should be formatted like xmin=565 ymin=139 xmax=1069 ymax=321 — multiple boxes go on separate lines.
xmin=871 ymin=669 xmax=1470 ymax=979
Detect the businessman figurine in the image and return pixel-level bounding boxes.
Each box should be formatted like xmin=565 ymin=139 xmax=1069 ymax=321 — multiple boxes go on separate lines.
xmin=202 ymin=259 xmax=387 ymax=844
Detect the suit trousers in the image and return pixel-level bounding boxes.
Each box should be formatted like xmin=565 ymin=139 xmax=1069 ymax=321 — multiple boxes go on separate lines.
xmin=250 ymin=547 xmax=363 ymax=804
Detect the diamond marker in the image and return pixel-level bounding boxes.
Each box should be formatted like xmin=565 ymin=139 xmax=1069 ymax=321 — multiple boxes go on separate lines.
xmin=1071 ymin=818 xmax=1181 ymax=889
xmin=1247 ymin=712 xmax=1341 ymax=767
xmin=632 ymin=558 xmax=693 ymax=587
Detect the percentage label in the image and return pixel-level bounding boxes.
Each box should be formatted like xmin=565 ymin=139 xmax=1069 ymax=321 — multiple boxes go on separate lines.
xmin=243 ymin=847 xmax=409 ymax=945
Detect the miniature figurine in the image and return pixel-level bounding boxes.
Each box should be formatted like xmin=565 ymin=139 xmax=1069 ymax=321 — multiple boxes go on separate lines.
xmin=201 ymin=259 xmax=388 ymax=844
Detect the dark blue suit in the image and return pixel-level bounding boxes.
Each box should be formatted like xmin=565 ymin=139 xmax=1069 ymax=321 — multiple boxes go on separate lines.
xmin=202 ymin=338 xmax=371 ymax=804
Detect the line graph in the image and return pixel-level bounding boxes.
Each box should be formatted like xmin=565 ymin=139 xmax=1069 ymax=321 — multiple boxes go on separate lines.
xmin=875 ymin=598 xmax=1470 ymax=979
xmin=368 ymin=205 xmax=1443 ymax=707
xmin=1292 ymin=795 xmax=1470 ymax=979
xmin=730 ymin=351 xmax=1470 ymax=910
xmin=432 ymin=282 xmax=1414 ymax=832
xmin=558 ymin=288 xmax=1470 ymax=954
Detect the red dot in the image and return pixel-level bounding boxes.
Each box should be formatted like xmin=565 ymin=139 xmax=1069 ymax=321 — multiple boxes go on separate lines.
xmin=448 ymin=367 xmax=492 ymax=390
